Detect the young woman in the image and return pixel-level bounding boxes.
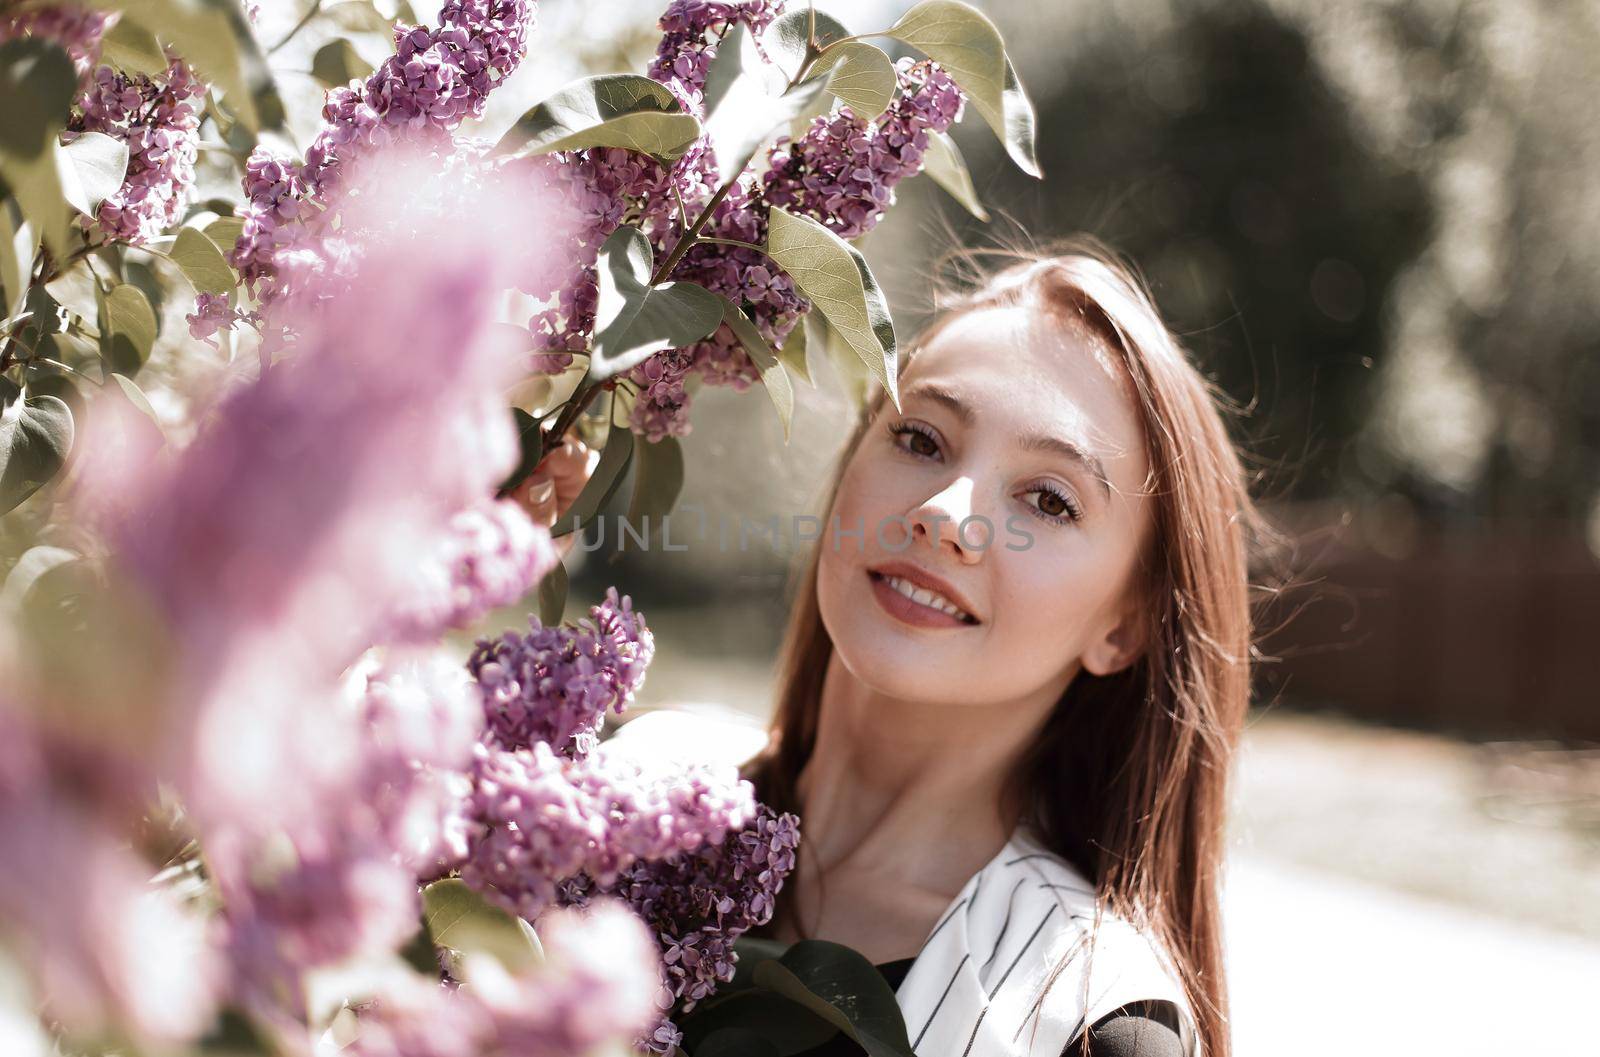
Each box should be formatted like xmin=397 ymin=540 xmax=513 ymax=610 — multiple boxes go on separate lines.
xmin=527 ymin=242 xmax=1270 ymax=1057
xmin=735 ymin=243 xmax=1271 ymax=1057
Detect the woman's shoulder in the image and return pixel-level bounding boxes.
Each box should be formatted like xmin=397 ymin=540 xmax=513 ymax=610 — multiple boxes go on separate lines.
xmin=913 ymin=824 xmax=1196 ymax=1056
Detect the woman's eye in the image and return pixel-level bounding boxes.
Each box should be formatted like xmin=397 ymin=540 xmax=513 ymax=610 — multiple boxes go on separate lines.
xmin=886 ymin=422 xmax=941 ymax=459
xmin=1022 ymin=485 xmax=1083 ymax=524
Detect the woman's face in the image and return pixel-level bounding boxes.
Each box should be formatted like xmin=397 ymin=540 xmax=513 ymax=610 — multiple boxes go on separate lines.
xmin=816 ymin=303 xmax=1155 ymax=709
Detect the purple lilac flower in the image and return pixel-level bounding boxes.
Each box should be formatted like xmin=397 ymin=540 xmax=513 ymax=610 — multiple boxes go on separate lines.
xmin=390 ymin=499 xmax=559 ymax=643
xmin=70 ymin=57 xmax=205 ymax=245
xmin=467 ymin=587 xmax=654 ymax=757
xmin=0 ymin=6 xmax=111 ymax=79
xmin=186 ymin=291 xmax=258 ymax=348
xmin=459 ymin=740 xmax=757 ymax=924
xmin=562 ymin=804 xmax=802 ymax=1052
xmin=763 ymin=57 xmax=964 ymax=239
xmin=229 ymin=1 xmax=537 ymax=308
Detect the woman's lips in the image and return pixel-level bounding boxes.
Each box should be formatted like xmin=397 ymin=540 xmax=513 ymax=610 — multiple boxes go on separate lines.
xmin=867 ymin=570 xmax=977 ymax=629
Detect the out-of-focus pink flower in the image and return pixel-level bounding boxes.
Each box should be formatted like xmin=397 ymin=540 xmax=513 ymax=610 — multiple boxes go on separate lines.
xmin=0 ymin=707 xmax=219 ymax=1046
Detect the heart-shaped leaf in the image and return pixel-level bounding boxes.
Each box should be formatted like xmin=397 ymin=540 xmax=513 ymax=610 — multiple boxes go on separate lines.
xmin=497 ymin=407 xmax=545 ymax=497
xmin=921 ymin=129 xmax=989 ymax=221
xmin=203 ymin=215 xmax=245 ymax=256
xmin=760 ymin=8 xmax=852 ymax=85
xmin=57 ymin=133 xmax=130 ymax=219
xmin=109 ymin=373 xmax=166 ymax=443
xmin=537 ymin=554 xmax=567 ymax=624
xmin=420 ymin=879 xmax=543 ymax=974
xmin=625 ymin=434 xmax=684 ymax=532
xmin=98 ymin=16 xmax=169 ymax=77
xmin=588 ymin=226 xmax=722 ymax=381
xmin=715 ymin=294 xmax=793 ymax=440
xmin=551 ymin=416 xmax=634 ymax=536
xmin=98 ymin=283 xmax=158 ymax=376
xmin=752 ymin=941 xmax=916 ymax=1057
xmin=171 ymin=226 xmax=235 ymax=294
xmin=0 ymin=380 xmax=74 ymax=515
xmin=311 ymin=38 xmax=373 ymax=89
xmin=700 ymin=18 xmax=840 ymax=186
xmin=776 ymin=315 xmax=812 ymax=387
xmin=1 ymin=199 xmax=39 ymax=324
xmin=498 ymin=74 xmax=702 ymax=161
xmin=0 ymin=544 xmax=79 ymax=612
xmin=765 ymin=208 xmax=897 ymax=407
xmin=810 ymin=41 xmax=898 ymax=122
xmin=886 ymin=0 xmax=1040 ymax=177
xmin=0 ymin=39 xmax=76 ymax=158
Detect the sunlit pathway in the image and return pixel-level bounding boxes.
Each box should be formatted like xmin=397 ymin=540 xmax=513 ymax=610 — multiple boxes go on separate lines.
xmin=1225 ymin=852 xmax=1600 ymax=1055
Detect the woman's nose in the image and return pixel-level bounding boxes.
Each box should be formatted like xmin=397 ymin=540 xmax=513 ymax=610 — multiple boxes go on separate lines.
xmin=907 ymin=476 xmax=989 ymax=561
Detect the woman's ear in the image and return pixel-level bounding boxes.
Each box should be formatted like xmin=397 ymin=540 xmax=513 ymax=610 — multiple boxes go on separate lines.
xmin=1081 ymin=606 xmax=1146 ymax=677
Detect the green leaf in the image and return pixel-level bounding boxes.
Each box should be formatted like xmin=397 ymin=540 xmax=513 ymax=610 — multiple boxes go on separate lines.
xmin=752 ymin=941 xmax=916 ymax=1057
xmin=760 ymin=9 xmax=852 ymax=84
xmin=0 ymin=39 xmax=76 ymax=158
xmin=776 ymin=315 xmax=812 ymax=387
xmin=696 ymin=1028 xmax=783 ymax=1057
xmin=810 ymin=311 xmax=869 ymax=408
xmin=921 ymin=129 xmax=989 ymax=221
xmin=420 ymin=879 xmax=543 ymax=974
xmin=715 ymin=294 xmax=793 ymax=440
xmin=497 ymin=74 xmax=702 ymax=161
xmin=498 ymin=407 xmax=544 ymax=496
xmin=810 ymin=41 xmax=897 ymax=122
xmin=765 ymin=208 xmax=897 ymax=407
xmin=171 ymin=226 xmax=235 ymax=294
xmin=551 ymin=417 xmax=633 ymax=536
xmin=324 ymin=0 xmax=394 ymax=33
xmin=0 ymin=147 xmax=71 ymax=259
xmin=588 ymin=226 xmax=722 ymax=382
xmin=0 ymin=379 xmax=74 ymax=515
xmin=0 ymin=198 xmax=39 ymax=324
xmin=625 ymin=435 xmax=684 ymax=530
xmin=0 ymin=544 xmax=78 ymax=612
xmin=109 ymin=372 xmax=166 ymax=441
xmin=311 ymin=38 xmax=373 ymax=89
xmin=58 ymin=133 xmax=130 ymax=218
xmin=700 ymin=20 xmax=836 ymax=185
xmin=203 ymin=215 xmax=245 ymax=255
xmin=537 ymin=555 xmax=567 ymax=625
xmin=98 ymin=283 xmax=158 ymax=376
xmin=99 ymin=17 xmax=170 ymax=77
xmin=886 ymin=0 xmax=1040 ymax=177
xmin=680 ymin=991 xmax=838 ymax=1057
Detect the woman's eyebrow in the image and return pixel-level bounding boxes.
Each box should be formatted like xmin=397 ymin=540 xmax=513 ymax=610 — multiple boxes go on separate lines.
xmin=904 ymin=382 xmax=1112 ymax=500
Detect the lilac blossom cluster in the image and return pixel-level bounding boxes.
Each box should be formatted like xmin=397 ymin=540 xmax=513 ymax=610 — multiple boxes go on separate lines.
xmin=230 ymin=0 xmax=537 ymax=307
xmin=467 ymin=587 xmax=654 ymax=757
xmin=457 ymin=740 xmax=757 ymax=924
xmin=561 ymin=803 xmax=802 ymax=1053
xmin=70 ymin=58 xmax=206 ymax=245
xmin=390 ymin=499 xmax=559 ymax=643
xmin=345 ymin=898 xmax=662 ymax=1057
xmin=0 ymin=6 xmax=110 ymax=78
xmin=186 ymin=291 xmax=259 ymax=348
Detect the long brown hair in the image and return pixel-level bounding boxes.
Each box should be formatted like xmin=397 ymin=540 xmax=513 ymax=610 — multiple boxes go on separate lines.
xmin=741 ymin=238 xmax=1279 ymax=1057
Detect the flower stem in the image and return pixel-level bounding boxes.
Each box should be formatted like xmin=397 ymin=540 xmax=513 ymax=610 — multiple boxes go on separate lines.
xmin=651 ymin=177 xmax=737 ymax=286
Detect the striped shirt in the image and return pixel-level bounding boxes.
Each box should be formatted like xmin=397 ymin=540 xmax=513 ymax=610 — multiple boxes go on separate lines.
xmin=894 ymin=822 xmax=1197 ymax=1057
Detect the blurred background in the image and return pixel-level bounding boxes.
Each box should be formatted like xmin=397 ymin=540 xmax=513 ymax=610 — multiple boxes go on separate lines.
xmin=251 ymin=0 xmax=1598 ymax=1050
